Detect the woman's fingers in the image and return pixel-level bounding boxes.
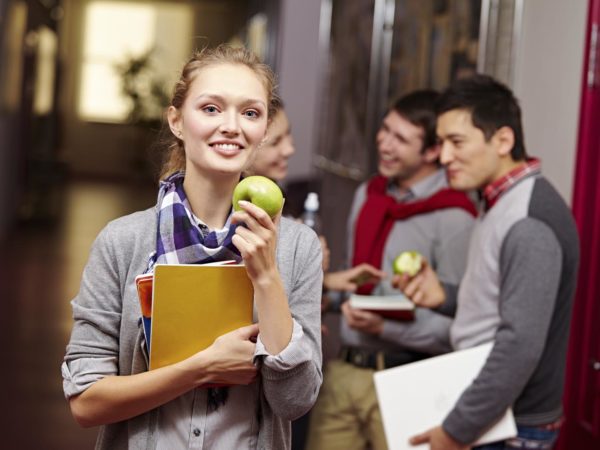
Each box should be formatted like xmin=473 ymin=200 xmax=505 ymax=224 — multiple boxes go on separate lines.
xmin=237 ymin=323 xmax=260 ymax=340
xmin=231 ymin=201 xmax=278 ymax=259
xmin=234 ymin=225 xmax=266 ymax=249
xmin=232 ymin=200 xmax=276 ymax=232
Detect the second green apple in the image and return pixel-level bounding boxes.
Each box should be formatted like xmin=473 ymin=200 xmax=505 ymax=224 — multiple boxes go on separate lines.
xmin=393 ymin=251 xmax=423 ymax=277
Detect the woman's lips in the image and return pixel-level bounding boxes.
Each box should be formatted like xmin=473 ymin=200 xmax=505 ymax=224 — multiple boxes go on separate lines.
xmin=210 ymin=143 xmax=243 ymax=156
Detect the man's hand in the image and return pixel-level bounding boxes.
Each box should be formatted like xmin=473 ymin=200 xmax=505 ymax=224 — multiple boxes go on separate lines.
xmin=341 ymin=300 xmax=384 ymax=335
xmin=410 ymin=426 xmax=470 ymax=450
xmin=391 ymin=260 xmax=446 ymax=309
xmin=323 ymin=264 xmax=386 ymax=292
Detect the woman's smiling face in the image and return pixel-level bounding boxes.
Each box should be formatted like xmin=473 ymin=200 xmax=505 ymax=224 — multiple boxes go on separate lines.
xmin=168 ymin=62 xmax=269 ymax=177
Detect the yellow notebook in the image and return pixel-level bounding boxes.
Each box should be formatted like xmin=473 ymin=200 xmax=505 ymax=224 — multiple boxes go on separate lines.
xmin=149 ymin=263 xmax=254 ymax=370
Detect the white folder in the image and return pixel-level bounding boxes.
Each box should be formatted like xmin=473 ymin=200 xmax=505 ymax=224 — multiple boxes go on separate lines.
xmin=374 ymin=342 xmax=517 ymax=450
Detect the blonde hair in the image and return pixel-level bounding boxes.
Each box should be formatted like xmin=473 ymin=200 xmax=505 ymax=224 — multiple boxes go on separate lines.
xmin=159 ymin=44 xmax=279 ymax=180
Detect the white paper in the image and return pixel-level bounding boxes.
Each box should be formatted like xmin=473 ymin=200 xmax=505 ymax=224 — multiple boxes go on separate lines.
xmin=374 ymin=342 xmax=517 ymax=450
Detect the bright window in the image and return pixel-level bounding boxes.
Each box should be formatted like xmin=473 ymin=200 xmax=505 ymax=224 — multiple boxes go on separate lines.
xmin=78 ymin=1 xmax=192 ymax=122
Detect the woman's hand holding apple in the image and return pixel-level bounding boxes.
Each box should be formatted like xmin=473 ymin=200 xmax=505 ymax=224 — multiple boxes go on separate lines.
xmin=231 ymin=199 xmax=280 ymax=284
xmin=231 ymin=192 xmax=292 ymax=355
xmin=231 ymin=175 xmax=284 ymax=283
xmin=232 ymin=175 xmax=284 ymax=218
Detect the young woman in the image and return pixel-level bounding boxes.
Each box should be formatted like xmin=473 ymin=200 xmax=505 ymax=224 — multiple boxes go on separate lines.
xmin=61 ymin=44 xmax=323 ymax=450
xmin=245 ymin=98 xmax=295 ymax=183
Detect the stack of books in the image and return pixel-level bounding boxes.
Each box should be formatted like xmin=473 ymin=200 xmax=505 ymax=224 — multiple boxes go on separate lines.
xmin=136 ymin=261 xmax=254 ymax=370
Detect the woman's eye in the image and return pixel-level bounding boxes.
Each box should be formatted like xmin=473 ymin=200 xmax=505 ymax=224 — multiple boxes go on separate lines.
xmin=202 ymin=105 xmax=219 ymax=113
xmin=244 ymin=110 xmax=259 ymax=118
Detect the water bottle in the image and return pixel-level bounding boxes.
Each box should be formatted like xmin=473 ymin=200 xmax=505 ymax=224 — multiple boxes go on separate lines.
xmin=301 ymin=192 xmax=321 ymax=234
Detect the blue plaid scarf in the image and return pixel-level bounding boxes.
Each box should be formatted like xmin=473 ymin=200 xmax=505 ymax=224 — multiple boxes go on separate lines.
xmin=147 ymin=171 xmax=243 ymax=408
xmin=150 ymin=171 xmax=242 ymax=269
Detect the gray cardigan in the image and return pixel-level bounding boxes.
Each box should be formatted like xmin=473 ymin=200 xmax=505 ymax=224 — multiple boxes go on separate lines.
xmin=62 ymin=208 xmax=323 ymax=450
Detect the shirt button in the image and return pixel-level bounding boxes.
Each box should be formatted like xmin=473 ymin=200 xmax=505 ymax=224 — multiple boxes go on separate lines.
xmin=193 ymin=428 xmax=201 ymax=437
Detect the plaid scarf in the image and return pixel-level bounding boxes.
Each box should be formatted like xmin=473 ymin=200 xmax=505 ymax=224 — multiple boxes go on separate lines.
xmin=151 ymin=171 xmax=242 ymax=268
xmin=147 ymin=171 xmax=242 ymax=408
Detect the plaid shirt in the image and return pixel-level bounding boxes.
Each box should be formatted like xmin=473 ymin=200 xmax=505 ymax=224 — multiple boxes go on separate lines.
xmin=483 ymin=158 xmax=541 ymax=211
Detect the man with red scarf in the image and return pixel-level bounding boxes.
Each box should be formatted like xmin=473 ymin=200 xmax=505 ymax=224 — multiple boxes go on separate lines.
xmin=307 ymin=90 xmax=477 ymax=450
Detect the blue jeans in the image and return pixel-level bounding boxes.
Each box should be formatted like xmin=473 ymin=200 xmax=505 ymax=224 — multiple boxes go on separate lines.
xmin=473 ymin=424 xmax=559 ymax=450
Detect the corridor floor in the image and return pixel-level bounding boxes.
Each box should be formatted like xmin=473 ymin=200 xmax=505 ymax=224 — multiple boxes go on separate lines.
xmin=0 ymin=178 xmax=156 ymax=449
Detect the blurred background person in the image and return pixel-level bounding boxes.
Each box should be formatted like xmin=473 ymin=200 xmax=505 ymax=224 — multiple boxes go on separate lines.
xmin=307 ymin=90 xmax=477 ymax=450
xmin=246 ymin=98 xmax=330 ymax=271
xmin=245 ymin=98 xmax=295 ymax=184
xmin=246 ymin=98 xmax=329 ymax=450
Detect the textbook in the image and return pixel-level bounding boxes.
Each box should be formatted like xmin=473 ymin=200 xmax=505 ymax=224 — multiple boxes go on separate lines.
xmin=135 ymin=261 xmax=254 ymax=370
xmin=374 ymin=342 xmax=517 ymax=449
xmin=348 ymin=293 xmax=415 ymax=320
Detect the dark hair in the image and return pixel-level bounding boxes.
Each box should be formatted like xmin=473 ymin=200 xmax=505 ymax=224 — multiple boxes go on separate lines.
xmin=391 ymin=89 xmax=440 ymax=152
xmin=160 ymin=44 xmax=278 ymax=180
xmin=436 ymin=74 xmax=527 ymax=160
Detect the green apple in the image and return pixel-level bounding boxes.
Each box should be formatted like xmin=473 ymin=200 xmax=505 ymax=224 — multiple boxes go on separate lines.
xmin=393 ymin=251 xmax=423 ymax=277
xmin=232 ymin=175 xmax=284 ymax=218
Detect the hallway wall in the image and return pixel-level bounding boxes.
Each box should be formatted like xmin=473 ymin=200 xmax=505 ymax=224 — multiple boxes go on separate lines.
xmin=513 ymin=0 xmax=588 ymax=205
xmin=276 ymin=0 xmax=323 ymax=184
xmin=275 ymin=0 xmax=589 ymax=206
